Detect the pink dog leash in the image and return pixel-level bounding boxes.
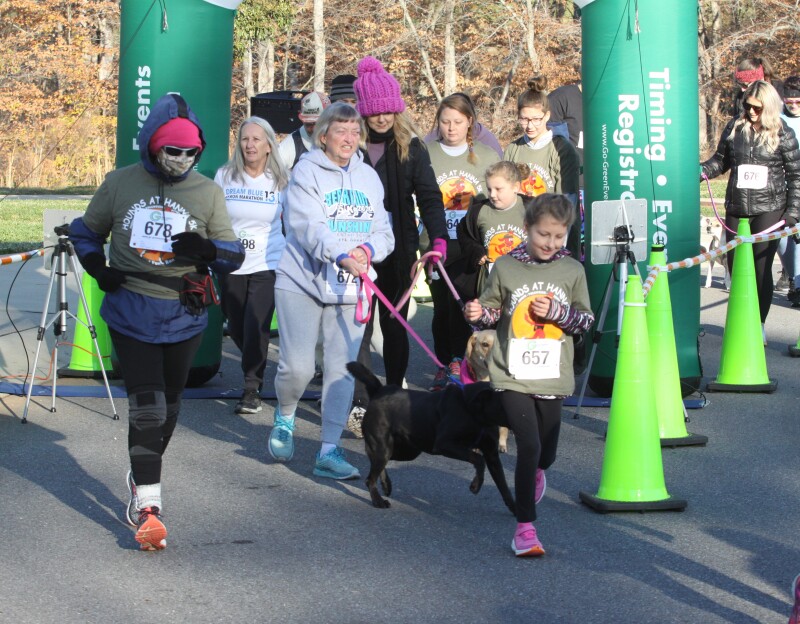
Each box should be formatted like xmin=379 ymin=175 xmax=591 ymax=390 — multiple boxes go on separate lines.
xmin=358 ymin=271 xmax=446 ymax=370
xmin=391 ymin=251 xmax=465 ymax=317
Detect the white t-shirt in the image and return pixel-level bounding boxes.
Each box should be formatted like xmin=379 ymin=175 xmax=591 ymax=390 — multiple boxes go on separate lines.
xmin=214 ymin=169 xmax=285 ymax=274
xmin=278 ymin=126 xmax=313 ymax=170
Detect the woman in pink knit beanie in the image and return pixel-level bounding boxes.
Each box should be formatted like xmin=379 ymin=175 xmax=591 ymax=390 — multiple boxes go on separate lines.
xmin=344 ymin=56 xmax=448 ymax=437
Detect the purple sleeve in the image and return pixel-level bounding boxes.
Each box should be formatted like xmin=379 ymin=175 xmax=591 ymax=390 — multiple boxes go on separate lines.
xmin=544 ymin=299 xmax=594 ymax=335
xmin=471 ymin=305 xmax=502 ymax=330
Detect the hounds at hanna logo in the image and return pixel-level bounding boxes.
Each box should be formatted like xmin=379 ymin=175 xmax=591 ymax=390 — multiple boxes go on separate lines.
xmin=325 ymin=188 xmax=374 ymax=235
xmin=484 ymin=224 xmax=527 ymax=262
xmin=122 ymin=195 xmax=191 ymax=266
xmin=520 ymin=164 xmax=553 ymax=197
xmin=437 ymin=171 xmax=482 ymax=211
xmin=508 ymin=281 xmax=568 ymax=340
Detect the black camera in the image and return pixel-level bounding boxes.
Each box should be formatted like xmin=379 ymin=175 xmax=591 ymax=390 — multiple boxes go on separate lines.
xmin=613 ymin=224 xmax=634 ymax=244
xmin=54 ymin=224 xmax=70 ymax=237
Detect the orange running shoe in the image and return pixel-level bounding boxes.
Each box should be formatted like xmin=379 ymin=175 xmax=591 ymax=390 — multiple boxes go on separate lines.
xmin=135 ymin=506 xmax=167 ymax=551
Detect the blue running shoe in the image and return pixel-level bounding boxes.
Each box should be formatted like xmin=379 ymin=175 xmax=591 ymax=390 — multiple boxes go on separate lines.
xmin=313 ymin=447 xmax=360 ymax=480
xmin=268 ymin=412 xmax=295 ymax=461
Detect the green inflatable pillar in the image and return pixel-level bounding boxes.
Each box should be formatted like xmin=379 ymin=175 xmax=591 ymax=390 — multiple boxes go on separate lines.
xmin=578 ymin=0 xmax=701 ymax=396
xmin=115 ymin=0 xmax=242 ymax=386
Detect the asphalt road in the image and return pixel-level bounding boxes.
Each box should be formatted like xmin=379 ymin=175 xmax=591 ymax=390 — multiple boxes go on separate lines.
xmin=0 ymin=256 xmax=798 ymax=623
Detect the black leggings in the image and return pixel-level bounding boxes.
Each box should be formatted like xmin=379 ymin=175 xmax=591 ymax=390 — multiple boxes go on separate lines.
xmin=110 ymin=328 xmax=203 ymax=486
xmin=429 ymin=275 xmax=472 ymax=365
xmin=353 ymin=261 xmax=411 ymax=405
xmin=490 ymin=390 xmax=562 ymax=523
xmin=725 ymin=211 xmax=783 ymax=323
xmin=218 ymin=270 xmax=276 ymax=391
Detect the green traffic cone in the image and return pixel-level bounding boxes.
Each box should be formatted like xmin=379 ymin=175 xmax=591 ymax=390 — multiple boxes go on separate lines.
xmin=789 ymin=330 xmax=800 ymax=357
xmin=707 ymin=220 xmax=776 ymax=392
xmin=646 ymin=246 xmax=708 ymax=447
xmin=269 ymin=308 xmax=279 ymax=337
xmin=579 ymin=274 xmax=687 ymax=513
xmin=58 ymin=271 xmax=114 ymax=379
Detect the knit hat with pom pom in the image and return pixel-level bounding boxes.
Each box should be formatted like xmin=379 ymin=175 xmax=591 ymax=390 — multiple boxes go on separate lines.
xmin=354 ymin=56 xmax=406 ymax=117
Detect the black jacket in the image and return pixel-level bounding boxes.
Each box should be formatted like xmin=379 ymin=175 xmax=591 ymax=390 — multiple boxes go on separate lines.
xmin=364 ymin=137 xmax=447 ymax=274
xmin=702 ymin=118 xmax=800 ymax=220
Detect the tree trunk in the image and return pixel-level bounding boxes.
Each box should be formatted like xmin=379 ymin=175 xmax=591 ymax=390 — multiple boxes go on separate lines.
xmin=313 ymin=0 xmax=325 ymax=92
xmin=257 ymin=38 xmax=275 ymax=93
xmin=283 ymin=24 xmax=292 ymax=90
xmin=243 ymin=42 xmax=255 ymax=110
xmin=524 ymin=0 xmax=540 ymax=71
xmin=443 ymin=0 xmax=457 ymax=95
xmin=398 ymin=0 xmax=442 ymax=101
xmin=698 ymin=0 xmax=723 ymax=150
xmin=496 ymin=53 xmax=521 ymax=112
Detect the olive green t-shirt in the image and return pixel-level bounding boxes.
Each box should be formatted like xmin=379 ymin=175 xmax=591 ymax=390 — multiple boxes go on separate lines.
xmin=426 ymin=141 xmax=500 ymax=239
xmin=82 ymin=163 xmax=237 ymax=299
xmin=476 ymin=196 xmax=528 ymax=263
xmin=479 ymin=253 xmax=591 ymax=396
xmin=503 ymin=134 xmax=580 ymax=196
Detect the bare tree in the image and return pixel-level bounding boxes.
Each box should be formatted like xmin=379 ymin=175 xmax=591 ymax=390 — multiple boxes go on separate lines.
xmin=497 ymin=0 xmax=541 ymax=72
xmin=313 ymin=0 xmax=325 ymax=91
xmin=443 ymin=0 xmax=457 ymax=95
xmin=257 ymin=38 xmax=275 ymax=93
xmin=398 ymin=0 xmax=442 ymax=100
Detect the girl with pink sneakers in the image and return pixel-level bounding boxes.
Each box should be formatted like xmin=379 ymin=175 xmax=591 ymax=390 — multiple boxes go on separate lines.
xmin=464 ymin=193 xmax=593 ymax=556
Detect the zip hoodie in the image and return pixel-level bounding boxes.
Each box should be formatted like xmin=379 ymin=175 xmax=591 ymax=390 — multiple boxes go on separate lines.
xmin=276 ymin=147 xmax=394 ymax=304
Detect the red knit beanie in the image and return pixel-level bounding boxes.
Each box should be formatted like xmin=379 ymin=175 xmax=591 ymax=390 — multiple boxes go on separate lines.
xmin=149 ymin=117 xmax=203 ymax=153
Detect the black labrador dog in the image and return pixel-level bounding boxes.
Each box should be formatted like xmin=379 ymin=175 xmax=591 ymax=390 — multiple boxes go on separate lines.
xmin=346 ymin=362 xmax=515 ymax=514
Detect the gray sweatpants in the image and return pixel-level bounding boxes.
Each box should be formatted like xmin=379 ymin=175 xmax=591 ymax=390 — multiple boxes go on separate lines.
xmin=274 ymin=287 xmax=365 ymax=445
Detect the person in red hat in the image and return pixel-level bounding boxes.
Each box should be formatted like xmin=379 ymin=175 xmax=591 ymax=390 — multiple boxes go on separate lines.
xmin=69 ymin=93 xmax=245 ymax=551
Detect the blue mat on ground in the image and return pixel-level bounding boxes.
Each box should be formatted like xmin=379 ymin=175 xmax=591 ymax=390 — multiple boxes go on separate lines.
xmin=0 ymin=381 xmax=705 ymax=408
xmin=0 ymin=382 xmax=321 ymax=401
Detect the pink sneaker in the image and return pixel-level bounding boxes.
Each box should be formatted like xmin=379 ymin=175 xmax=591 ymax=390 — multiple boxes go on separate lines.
xmin=535 ymin=469 xmax=547 ymax=504
xmin=789 ymin=574 xmax=800 ymax=624
xmin=512 ymin=522 xmax=545 ymax=557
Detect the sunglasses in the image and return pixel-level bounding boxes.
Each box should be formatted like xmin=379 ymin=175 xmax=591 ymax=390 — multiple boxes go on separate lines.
xmin=743 ymin=103 xmax=763 ymax=114
xmin=785 ymin=99 xmax=800 ymax=107
xmin=163 ymin=146 xmax=199 ymax=157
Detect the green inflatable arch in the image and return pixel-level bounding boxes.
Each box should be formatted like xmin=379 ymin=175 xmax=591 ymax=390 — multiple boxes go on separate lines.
xmin=577 ymin=0 xmax=702 ymax=396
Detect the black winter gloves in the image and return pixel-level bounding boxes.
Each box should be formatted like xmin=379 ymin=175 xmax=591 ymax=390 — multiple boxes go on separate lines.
xmin=170 ymin=232 xmax=217 ymax=262
xmin=80 ymin=253 xmax=127 ymax=293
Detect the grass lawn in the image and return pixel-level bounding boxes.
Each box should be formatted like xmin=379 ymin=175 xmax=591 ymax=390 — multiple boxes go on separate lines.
xmin=0 ymin=199 xmax=88 ymax=255
xmin=0 ymin=179 xmax=728 ymax=257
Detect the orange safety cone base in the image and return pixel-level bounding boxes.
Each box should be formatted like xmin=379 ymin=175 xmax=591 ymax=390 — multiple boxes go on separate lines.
xmin=661 ymin=432 xmax=708 ymax=448
xmin=578 ymin=490 xmax=687 ymax=513
xmin=706 ymin=379 xmax=777 ymax=393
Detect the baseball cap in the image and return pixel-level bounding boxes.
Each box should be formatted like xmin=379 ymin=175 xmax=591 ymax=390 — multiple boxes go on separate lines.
xmin=298 ymin=91 xmax=331 ymax=123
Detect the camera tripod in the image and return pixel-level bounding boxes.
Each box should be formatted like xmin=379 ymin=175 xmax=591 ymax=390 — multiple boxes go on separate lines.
xmin=573 ymin=225 xmax=642 ymax=419
xmin=22 ymin=225 xmax=118 ymax=423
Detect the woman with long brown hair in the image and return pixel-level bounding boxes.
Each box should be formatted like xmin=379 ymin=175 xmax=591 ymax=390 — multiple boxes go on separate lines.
xmin=425 ymin=93 xmax=500 ymax=390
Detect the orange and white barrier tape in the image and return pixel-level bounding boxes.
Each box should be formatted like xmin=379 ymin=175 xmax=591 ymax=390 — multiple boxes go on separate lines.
xmin=0 ymin=248 xmax=44 ymax=265
xmin=642 ymin=224 xmax=800 ymax=297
